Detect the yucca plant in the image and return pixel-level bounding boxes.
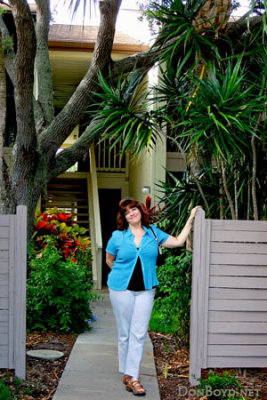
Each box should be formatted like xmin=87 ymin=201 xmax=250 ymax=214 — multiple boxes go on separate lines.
xmin=157 ymin=169 xmax=219 ymax=234
xmin=178 ymin=59 xmax=263 ymax=160
xmin=86 ymin=71 xmax=162 ymax=156
xmin=144 ymin=0 xmax=222 ymax=63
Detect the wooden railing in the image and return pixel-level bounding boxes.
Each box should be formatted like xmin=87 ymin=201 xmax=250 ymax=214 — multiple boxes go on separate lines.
xmin=95 ymin=138 xmax=128 ymax=172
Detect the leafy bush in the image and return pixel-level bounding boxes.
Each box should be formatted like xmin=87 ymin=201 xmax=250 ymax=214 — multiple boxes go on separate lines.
xmin=27 ymin=209 xmax=96 ymax=333
xmin=198 ymin=370 xmax=243 ymax=400
xmin=150 ymin=249 xmax=192 ymax=343
xmin=0 ymin=381 xmax=13 ymax=400
xmin=33 ymin=208 xmax=90 ymax=260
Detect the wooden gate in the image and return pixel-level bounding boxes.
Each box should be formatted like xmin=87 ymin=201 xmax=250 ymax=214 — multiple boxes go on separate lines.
xmin=0 ymin=206 xmax=27 ymax=379
xmin=189 ymin=209 xmax=267 ymax=385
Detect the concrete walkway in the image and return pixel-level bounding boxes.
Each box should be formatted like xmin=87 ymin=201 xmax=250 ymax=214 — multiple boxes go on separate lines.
xmin=53 ymin=290 xmax=160 ymax=400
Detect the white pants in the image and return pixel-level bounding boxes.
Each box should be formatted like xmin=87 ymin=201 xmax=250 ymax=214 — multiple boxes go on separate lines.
xmin=109 ymin=288 xmax=155 ymax=378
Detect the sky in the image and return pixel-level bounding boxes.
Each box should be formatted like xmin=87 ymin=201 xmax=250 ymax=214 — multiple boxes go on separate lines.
xmin=50 ymin=0 xmax=152 ymax=43
xmin=27 ymin=0 xmax=251 ymax=44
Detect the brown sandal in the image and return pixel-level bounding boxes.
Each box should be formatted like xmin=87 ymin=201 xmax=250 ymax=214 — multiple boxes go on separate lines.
xmin=126 ymin=378 xmax=146 ymax=396
xmin=122 ymin=375 xmax=132 ymax=385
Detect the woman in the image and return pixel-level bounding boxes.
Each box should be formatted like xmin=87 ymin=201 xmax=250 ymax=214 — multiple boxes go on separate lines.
xmin=106 ymin=197 xmax=201 ymax=396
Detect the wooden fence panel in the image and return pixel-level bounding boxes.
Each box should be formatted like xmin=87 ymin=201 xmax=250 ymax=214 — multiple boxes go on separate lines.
xmin=189 ymin=211 xmax=267 ymax=386
xmin=0 ymin=206 xmax=27 ymax=379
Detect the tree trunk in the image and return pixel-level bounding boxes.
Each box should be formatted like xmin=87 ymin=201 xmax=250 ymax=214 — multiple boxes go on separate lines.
xmin=219 ymin=176 xmax=224 ymax=219
xmin=0 ymin=30 xmax=5 ymax=168
xmin=247 ymin=176 xmax=251 ymax=219
xmin=220 ymin=158 xmax=236 ymax=219
xmin=0 ymin=30 xmax=9 ymax=214
xmin=10 ymin=0 xmax=38 ymax=212
xmin=234 ymin=165 xmax=238 ymax=219
xmin=189 ymin=163 xmax=210 ymax=214
xmin=251 ymin=134 xmax=258 ymax=220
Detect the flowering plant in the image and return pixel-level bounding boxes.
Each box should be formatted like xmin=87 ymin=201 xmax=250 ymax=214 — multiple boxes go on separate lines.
xmin=144 ymin=196 xmax=165 ymax=224
xmin=27 ymin=208 xmax=94 ymax=333
xmin=32 ymin=208 xmax=90 ymax=261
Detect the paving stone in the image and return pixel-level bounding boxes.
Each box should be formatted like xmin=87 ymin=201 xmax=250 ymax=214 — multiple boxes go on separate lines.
xmin=27 ymin=349 xmax=64 ymax=360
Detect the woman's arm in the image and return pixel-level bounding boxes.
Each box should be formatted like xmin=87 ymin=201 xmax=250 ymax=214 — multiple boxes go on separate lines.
xmin=106 ymin=252 xmax=116 ymax=268
xmin=162 ymin=206 xmax=202 ymax=248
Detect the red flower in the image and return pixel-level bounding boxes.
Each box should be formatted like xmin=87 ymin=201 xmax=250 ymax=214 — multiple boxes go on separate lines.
xmin=35 ymin=220 xmax=48 ymax=231
xmin=35 ymin=220 xmax=57 ymax=234
xmin=144 ymin=196 xmax=165 ymax=223
xmin=146 ymin=196 xmax=152 ymax=210
xmin=57 ymin=213 xmax=72 ymax=223
xmin=63 ymin=248 xmax=71 ymax=258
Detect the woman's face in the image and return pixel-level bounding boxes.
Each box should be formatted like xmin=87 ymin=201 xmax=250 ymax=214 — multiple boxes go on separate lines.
xmin=125 ymin=206 xmax=142 ymax=226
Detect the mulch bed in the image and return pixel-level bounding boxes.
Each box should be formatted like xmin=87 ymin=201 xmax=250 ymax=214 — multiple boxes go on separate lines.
xmin=1 ymin=331 xmax=267 ymax=399
xmin=150 ymin=330 xmax=267 ymax=400
xmin=0 ymin=332 xmax=77 ymax=400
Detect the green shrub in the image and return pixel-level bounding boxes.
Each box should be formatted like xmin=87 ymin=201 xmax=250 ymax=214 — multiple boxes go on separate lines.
xmin=27 ymin=208 xmax=97 ymax=333
xmin=198 ymin=370 xmax=243 ymax=400
xmin=0 ymin=381 xmax=13 ymax=400
xmin=150 ymin=249 xmax=192 ymax=343
xmin=27 ymin=240 xmax=95 ymax=333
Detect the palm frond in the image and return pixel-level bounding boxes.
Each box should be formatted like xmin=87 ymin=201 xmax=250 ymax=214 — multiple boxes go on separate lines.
xmin=62 ymin=0 xmax=97 ymax=22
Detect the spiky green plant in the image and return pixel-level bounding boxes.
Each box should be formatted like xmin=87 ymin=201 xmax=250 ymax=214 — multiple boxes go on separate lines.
xmin=86 ymin=71 xmax=163 ymax=155
xmin=177 ymin=59 xmax=264 ymax=161
xmin=143 ymin=0 xmax=221 ymax=64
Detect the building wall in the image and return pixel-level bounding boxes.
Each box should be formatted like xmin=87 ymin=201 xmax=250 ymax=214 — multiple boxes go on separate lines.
xmin=128 ymin=137 xmax=166 ymax=205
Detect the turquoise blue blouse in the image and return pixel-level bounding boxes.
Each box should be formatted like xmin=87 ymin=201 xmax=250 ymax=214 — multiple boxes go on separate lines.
xmin=106 ymin=225 xmax=169 ymax=291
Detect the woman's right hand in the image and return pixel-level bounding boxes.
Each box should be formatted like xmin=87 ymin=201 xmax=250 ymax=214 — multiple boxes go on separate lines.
xmin=106 ymin=252 xmax=115 ymax=269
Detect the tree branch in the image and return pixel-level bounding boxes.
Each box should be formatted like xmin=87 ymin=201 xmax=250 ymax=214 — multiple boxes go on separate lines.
xmin=226 ymin=13 xmax=263 ymax=36
xmin=0 ymin=14 xmax=16 ymax=83
xmin=39 ymin=0 xmax=122 ymax=161
xmin=110 ymin=36 xmax=176 ymax=78
xmin=110 ymin=14 xmax=262 ymax=78
xmin=35 ymin=0 xmax=54 ymax=127
xmin=0 ymin=10 xmax=45 ymax=135
xmin=47 ymin=120 xmax=99 ymax=180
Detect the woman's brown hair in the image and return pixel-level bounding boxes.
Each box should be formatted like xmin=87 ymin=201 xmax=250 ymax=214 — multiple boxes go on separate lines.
xmin=117 ymin=197 xmax=150 ymax=230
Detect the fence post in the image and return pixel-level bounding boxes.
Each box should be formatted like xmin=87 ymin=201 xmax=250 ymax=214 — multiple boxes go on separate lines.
xmin=189 ymin=209 xmax=210 ymax=386
xmin=14 ymin=205 xmax=27 ymax=379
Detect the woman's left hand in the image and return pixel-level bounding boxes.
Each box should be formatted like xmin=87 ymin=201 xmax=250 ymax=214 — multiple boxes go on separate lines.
xmin=189 ymin=206 xmax=202 ymax=221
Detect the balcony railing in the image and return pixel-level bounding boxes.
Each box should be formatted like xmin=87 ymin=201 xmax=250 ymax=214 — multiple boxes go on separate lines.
xmin=95 ymin=138 xmax=127 ymax=172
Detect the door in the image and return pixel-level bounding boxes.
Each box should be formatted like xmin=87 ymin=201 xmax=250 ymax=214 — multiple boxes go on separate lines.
xmin=98 ymin=189 xmax=121 ymax=286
